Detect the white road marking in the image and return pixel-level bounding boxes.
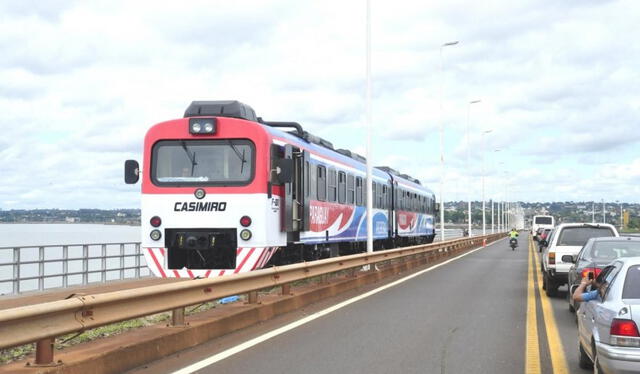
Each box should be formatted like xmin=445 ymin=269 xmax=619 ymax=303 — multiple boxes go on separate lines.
xmin=172 ymin=238 xmax=506 ymax=374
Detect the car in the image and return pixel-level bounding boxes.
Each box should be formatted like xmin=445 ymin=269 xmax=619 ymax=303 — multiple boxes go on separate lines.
xmin=577 ymin=257 xmax=640 ymax=373
xmin=538 ymin=228 xmax=553 ymax=252
xmin=565 ymin=236 xmax=640 ymax=313
xmin=533 ymin=227 xmax=544 ymax=242
xmin=541 ymin=223 xmax=619 ymax=297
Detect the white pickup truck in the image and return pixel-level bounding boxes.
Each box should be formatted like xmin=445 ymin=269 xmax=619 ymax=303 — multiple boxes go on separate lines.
xmin=541 ymin=222 xmax=619 ymax=297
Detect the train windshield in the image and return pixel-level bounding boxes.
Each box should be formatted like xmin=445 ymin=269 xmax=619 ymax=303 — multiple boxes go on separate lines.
xmin=152 ymin=139 xmax=254 ymax=186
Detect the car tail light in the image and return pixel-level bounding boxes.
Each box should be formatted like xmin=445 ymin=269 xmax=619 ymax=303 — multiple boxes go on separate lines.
xmin=549 ymin=252 xmax=555 ymax=265
xmin=240 ymin=216 xmax=252 ymax=227
xmin=580 ymin=268 xmax=602 ymax=279
xmin=610 ymin=319 xmax=640 ymax=347
xmin=150 ymin=216 xmax=162 ymax=227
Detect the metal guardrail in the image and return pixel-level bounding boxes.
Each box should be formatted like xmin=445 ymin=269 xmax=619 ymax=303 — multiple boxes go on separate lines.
xmin=0 ymin=243 xmax=149 ymax=295
xmin=0 ymin=233 xmax=504 ymax=365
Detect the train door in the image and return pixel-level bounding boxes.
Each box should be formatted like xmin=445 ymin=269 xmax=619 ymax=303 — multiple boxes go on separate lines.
xmin=392 ymin=180 xmax=398 ymax=237
xmin=283 ymin=144 xmax=309 ymax=239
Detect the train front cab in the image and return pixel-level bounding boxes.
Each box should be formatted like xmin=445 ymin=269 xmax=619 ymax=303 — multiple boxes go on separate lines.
xmin=126 ymin=111 xmax=289 ymax=278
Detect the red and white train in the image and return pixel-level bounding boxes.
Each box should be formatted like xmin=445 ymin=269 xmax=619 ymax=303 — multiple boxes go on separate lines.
xmin=125 ymin=101 xmax=436 ymax=278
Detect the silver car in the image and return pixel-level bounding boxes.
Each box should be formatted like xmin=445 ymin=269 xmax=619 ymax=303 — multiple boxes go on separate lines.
xmin=577 ymin=257 xmax=640 ymax=373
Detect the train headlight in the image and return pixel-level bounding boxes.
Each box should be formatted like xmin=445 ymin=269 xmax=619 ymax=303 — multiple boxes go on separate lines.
xmin=194 ymin=188 xmax=206 ymax=199
xmin=239 ymin=229 xmax=252 ymax=241
xmin=150 ymin=229 xmax=162 ymax=241
xmin=189 ymin=118 xmax=216 ymax=135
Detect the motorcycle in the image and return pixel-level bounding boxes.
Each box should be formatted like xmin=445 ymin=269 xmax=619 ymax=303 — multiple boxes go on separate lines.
xmin=509 ymin=238 xmax=518 ymax=251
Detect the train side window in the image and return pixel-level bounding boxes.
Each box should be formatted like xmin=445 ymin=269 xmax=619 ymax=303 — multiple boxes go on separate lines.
xmin=372 ymin=182 xmax=377 ymax=209
xmin=356 ymin=177 xmax=363 ymax=206
xmin=377 ymin=183 xmax=383 ymax=209
xmin=305 ymin=161 xmax=310 ymax=197
xmin=309 ymin=163 xmax=317 ymax=199
xmin=382 ymin=185 xmax=387 ymax=209
xmin=328 ymin=169 xmax=337 ymax=202
xmin=347 ymin=174 xmax=355 ymax=205
xmin=317 ymin=165 xmax=326 ymax=201
xmin=338 ymin=171 xmax=346 ymax=204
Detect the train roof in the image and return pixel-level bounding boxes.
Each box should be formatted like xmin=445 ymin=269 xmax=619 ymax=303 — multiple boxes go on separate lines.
xmin=183 ymin=100 xmax=433 ymax=193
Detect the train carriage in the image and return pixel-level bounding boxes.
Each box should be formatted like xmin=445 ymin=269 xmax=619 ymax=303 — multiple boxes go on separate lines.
xmin=124 ymin=100 xmax=436 ymax=278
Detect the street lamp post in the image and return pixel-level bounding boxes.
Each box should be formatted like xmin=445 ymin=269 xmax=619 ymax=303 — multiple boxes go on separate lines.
xmin=438 ymin=40 xmax=459 ymax=242
xmin=481 ymin=129 xmax=493 ymax=236
xmin=491 ymin=149 xmax=500 ymax=234
xmin=365 ymin=0 xmax=373 ymax=254
xmin=466 ymin=99 xmax=480 ymax=237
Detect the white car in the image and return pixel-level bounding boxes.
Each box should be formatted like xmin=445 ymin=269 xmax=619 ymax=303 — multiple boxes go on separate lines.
xmin=541 ymin=223 xmax=619 ymax=297
xmin=577 ymin=257 xmax=640 ymax=373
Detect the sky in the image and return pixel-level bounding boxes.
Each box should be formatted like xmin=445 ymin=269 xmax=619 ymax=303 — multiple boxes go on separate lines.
xmin=1 ymin=0 xmax=639 ymax=209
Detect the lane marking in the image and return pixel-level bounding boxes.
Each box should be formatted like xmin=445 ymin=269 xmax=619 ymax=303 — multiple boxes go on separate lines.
xmin=171 ymin=238 xmax=506 ymax=374
xmin=525 ymin=238 xmax=541 ymax=374
xmin=531 ymin=237 xmax=569 ymax=374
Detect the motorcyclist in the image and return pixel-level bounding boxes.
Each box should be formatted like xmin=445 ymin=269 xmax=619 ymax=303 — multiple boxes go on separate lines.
xmin=509 ymin=228 xmax=519 ymax=239
xmin=509 ymin=228 xmax=519 ymax=248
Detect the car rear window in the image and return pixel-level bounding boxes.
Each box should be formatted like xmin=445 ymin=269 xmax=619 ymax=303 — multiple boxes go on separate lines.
xmin=622 ymin=265 xmax=640 ymax=299
xmin=585 ymin=241 xmax=640 ymax=261
xmin=557 ymin=227 xmax=615 ymax=246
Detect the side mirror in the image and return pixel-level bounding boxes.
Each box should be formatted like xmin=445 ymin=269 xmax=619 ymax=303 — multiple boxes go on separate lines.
xmin=124 ymin=160 xmax=140 ymax=184
xmin=274 ymin=159 xmax=293 ymax=184
xmin=540 ymin=240 xmax=548 ymax=247
xmin=561 ymin=255 xmax=575 ymax=263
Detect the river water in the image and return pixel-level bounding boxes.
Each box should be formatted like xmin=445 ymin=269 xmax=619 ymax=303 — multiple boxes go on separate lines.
xmin=0 ymin=224 xmax=144 ymax=295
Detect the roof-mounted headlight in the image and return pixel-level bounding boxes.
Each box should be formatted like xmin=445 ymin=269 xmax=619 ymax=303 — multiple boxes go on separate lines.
xmin=189 ymin=118 xmax=216 ymax=135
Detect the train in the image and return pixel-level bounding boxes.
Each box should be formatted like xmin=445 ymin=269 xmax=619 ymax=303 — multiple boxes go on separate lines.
xmin=124 ymin=100 xmax=437 ymax=278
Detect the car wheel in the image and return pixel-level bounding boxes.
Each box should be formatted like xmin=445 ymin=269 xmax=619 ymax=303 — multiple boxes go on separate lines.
xmin=593 ymin=345 xmax=603 ymax=374
xmin=545 ymin=274 xmax=558 ymax=297
xmin=578 ymin=343 xmax=592 ymax=369
xmin=568 ymin=290 xmax=575 ymax=313
xmin=542 ymin=272 xmax=547 ymax=290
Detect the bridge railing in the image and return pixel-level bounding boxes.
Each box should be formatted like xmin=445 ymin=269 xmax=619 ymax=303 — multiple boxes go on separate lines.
xmin=0 ymin=243 xmax=149 ymax=295
xmin=0 ymin=233 xmax=505 ymax=365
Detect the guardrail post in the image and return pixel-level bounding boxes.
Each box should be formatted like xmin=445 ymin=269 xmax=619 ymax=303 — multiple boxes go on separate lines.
xmin=120 ymin=243 xmax=125 ymax=280
xmin=38 ymin=246 xmax=45 ymax=292
xmin=35 ymin=337 xmax=54 ymax=365
xmin=171 ymin=308 xmax=185 ymax=327
xmin=135 ymin=243 xmax=141 ymax=278
xmin=247 ymin=291 xmax=258 ymax=304
xmin=62 ymin=245 xmax=69 ymax=288
xmin=281 ymin=283 xmax=291 ymax=295
xmin=82 ymin=245 xmax=89 ymax=285
xmin=13 ymin=247 xmax=20 ymax=294
xmin=101 ymin=244 xmax=107 ymax=283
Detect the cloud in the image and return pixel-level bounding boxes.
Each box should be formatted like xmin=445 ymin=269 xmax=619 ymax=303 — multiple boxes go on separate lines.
xmin=1 ymin=0 xmax=640 ymax=208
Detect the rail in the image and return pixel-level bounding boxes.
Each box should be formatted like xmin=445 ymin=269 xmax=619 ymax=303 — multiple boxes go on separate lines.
xmin=0 ymin=243 xmax=149 ymax=295
xmin=0 ymin=233 xmax=505 ymax=365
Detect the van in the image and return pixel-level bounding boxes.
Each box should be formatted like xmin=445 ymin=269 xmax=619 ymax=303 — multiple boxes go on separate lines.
xmin=541 ymin=223 xmax=619 ymax=297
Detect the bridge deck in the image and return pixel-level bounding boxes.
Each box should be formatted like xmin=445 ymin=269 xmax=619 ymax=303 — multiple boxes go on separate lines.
xmin=125 ymin=235 xmax=582 ymax=374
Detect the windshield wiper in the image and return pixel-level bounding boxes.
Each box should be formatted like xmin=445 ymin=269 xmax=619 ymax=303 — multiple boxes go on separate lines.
xmin=181 ymin=141 xmax=198 ymax=176
xmin=227 ymin=140 xmax=247 ymax=174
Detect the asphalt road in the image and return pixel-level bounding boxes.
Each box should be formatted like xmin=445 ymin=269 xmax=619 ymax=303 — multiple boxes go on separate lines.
xmin=128 ymin=234 xmax=595 ymax=374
